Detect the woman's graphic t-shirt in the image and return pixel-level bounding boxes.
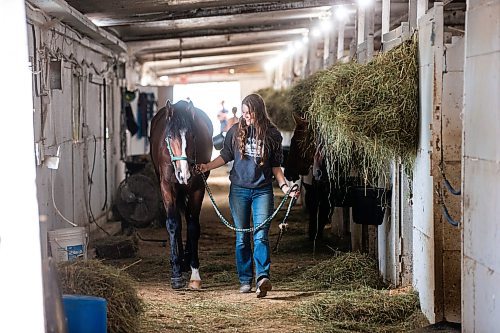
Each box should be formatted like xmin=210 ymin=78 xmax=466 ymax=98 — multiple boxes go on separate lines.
xmin=220 ymin=124 xmax=283 ymax=188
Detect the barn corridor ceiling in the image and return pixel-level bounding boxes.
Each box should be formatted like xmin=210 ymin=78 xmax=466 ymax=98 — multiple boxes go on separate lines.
xmin=30 ymin=0 xmax=413 ymax=80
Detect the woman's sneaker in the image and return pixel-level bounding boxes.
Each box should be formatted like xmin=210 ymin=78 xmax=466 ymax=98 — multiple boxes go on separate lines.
xmin=239 ymin=284 xmax=252 ymax=293
xmin=256 ymin=278 xmax=272 ymax=298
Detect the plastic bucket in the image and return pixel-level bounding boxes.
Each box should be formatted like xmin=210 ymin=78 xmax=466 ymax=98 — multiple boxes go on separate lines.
xmin=62 ymin=294 xmax=107 ymax=333
xmin=48 ymin=227 xmax=87 ymax=262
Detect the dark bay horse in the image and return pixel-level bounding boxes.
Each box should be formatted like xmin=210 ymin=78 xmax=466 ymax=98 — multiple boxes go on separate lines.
xmin=284 ymin=114 xmax=336 ymax=240
xmin=150 ymin=100 xmax=213 ymax=289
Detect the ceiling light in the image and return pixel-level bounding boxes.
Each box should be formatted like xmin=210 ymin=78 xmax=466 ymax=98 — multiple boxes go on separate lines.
xmin=312 ymin=27 xmax=321 ymax=38
xmin=229 ymin=68 xmax=235 ymax=74
xmin=294 ymin=40 xmax=304 ymax=50
xmin=320 ymin=20 xmax=332 ymax=32
xmin=335 ymin=6 xmax=349 ymax=20
xmin=357 ymin=0 xmax=373 ymax=8
xmin=159 ymin=75 xmax=169 ymax=81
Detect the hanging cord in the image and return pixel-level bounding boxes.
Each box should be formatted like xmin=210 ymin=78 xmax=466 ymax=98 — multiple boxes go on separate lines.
xmin=88 ymin=135 xmax=110 ymax=236
xmin=437 ymin=76 xmax=461 ymax=228
xmin=439 ymin=165 xmax=461 ymax=195
xmin=51 ymin=169 xmax=77 ymax=227
xmin=198 ymin=169 xmax=299 ymax=233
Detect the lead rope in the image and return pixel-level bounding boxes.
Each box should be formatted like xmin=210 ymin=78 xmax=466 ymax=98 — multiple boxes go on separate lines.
xmin=198 ymin=169 xmax=298 ymax=233
xmin=272 ymin=196 xmax=297 ymax=253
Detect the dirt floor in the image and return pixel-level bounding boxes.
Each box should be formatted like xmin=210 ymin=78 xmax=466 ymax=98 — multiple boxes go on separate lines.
xmin=103 ymin=167 xmax=426 ymax=333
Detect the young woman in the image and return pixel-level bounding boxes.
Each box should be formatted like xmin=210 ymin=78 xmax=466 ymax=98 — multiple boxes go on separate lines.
xmin=197 ymin=93 xmax=299 ymax=298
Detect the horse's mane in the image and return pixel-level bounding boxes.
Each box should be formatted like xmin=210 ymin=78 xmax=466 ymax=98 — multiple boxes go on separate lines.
xmin=166 ymin=100 xmax=193 ymax=139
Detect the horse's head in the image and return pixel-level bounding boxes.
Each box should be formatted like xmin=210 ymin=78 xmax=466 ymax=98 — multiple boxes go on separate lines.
xmin=284 ymin=113 xmax=315 ymax=181
xmin=165 ymin=100 xmax=196 ymax=184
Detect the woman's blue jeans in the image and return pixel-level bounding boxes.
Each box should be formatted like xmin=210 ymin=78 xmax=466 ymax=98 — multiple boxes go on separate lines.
xmin=229 ymin=184 xmax=274 ymax=285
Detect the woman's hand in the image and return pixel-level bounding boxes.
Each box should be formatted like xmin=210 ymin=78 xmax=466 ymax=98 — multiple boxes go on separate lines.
xmin=195 ymin=163 xmax=209 ymax=174
xmin=280 ymin=183 xmax=300 ymax=198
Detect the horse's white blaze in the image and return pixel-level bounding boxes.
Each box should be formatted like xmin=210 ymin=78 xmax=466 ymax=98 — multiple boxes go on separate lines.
xmin=190 ymin=267 xmax=201 ymax=281
xmin=176 ymin=129 xmax=190 ymax=184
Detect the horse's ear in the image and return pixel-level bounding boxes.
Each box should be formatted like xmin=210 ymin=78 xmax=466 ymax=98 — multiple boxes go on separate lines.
xmin=187 ymin=100 xmax=195 ymax=119
xmin=165 ymin=99 xmax=173 ymax=120
xmin=292 ymin=113 xmax=303 ymax=124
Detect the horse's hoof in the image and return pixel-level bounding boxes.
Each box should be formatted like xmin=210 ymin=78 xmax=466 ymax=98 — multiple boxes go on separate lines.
xmin=171 ymin=277 xmax=186 ymax=290
xmin=188 ymin=280 xmax=202 ymax=290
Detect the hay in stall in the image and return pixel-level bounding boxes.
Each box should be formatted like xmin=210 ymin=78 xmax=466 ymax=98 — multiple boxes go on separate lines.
xmin=297 ymin=287 xmax=421 ymax=332
xmin=293 ymin=252 xmax=385 ymax=291
xmin=255 ymin=87 xmax=295 ymax=131
xmin=290 ymin=69 xmax=329 ymax=118
xmin=305 ymin=37 xmax=419 ymax=184
xmin=58 ymin=260 xmax=143 ymax=333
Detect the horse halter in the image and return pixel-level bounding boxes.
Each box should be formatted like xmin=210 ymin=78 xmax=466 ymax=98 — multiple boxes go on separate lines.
xmin=165 ymin=135 xmax=196 ymax=171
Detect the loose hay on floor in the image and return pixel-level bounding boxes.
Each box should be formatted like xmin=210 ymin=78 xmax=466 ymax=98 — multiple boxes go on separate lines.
xmin=58 ymin=260 xmax=144 ymax=333
xmin=292 ymin=252 xmax=385 ymax=290
xmin=297 ymin=287 xmax=420 ymax=333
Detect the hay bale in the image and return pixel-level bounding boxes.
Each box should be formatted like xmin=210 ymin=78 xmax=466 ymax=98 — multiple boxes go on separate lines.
xmin=94 ymin=235 xmax=138 ymax=259
xmin=298 ymin=287 xmax=420 ymax=332
xmin=255 ymin=87 xmax=294 ymax=131
xmin=58 ymin=260 xmax=143 ymax=333
xmin=305 ymin=37 xmax=419 ymax=183
xmin=297 ymin=252 xmax=384 ymax=290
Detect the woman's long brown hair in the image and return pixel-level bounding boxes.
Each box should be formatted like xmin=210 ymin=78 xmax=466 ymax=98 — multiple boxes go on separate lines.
xmin=236 ymin=93 xmax=278 ymax=166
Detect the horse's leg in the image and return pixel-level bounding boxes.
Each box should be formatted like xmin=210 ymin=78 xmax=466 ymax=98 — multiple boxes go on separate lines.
xmin=185 ymin=187 xmax=204 ymax=289
xmin=160 ymin=182 xmax=185 ymax=289
xmin=304 ymin=182 xmax=320 ymax=241
xmin=317 ymin=182 xmax=332 ymax=240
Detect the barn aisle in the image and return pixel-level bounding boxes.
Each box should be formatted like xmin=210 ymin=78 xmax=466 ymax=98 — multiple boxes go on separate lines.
xmin=119 ymin=167 xmax=335 ymax=332
xmin=104 ymin=167 xmax=426 ymax=332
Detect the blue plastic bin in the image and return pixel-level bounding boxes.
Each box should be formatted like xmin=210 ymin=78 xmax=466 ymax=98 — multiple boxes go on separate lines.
xmin=62 ymin=294 xmax=107 ymax=333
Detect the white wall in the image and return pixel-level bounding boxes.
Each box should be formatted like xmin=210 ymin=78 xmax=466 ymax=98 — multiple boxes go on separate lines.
xmin=462 ymin=0 xmax=500 ymax=330
xmin=27 ymin=6 xmax=124 ymax=256
xmin=0 ymin=1 xmax=44 ymax=331
xmin=412 ymin=5 xmax=444 ymax=322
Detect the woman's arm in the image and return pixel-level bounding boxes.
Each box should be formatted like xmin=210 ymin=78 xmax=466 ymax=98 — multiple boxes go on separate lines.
xmin=197 ymin=156 xmax=226 ymax=173
xmin=272 ymin=167 xmax=299 ymax=197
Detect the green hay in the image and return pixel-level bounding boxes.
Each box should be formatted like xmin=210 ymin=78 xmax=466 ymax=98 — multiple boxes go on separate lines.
xmin=255 ymin=87 xmax=295 ymax=131
xmin=297 ymin=287 xmax=421 ymax=333
xmin=58 ymin=260 xmax=144 ymax=333
xmin=302 ymin=36 xmax=418 ymax=185
xmin=292 ymin=252 xmax=385 ymax=290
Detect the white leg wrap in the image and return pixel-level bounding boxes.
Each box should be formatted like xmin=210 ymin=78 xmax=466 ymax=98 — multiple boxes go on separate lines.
xmin=190 ymin=267 xmax=201 ymax=281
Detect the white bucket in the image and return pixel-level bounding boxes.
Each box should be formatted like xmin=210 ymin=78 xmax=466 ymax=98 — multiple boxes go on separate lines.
xmin=48 ymin=227 xmax=88 ymax=262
